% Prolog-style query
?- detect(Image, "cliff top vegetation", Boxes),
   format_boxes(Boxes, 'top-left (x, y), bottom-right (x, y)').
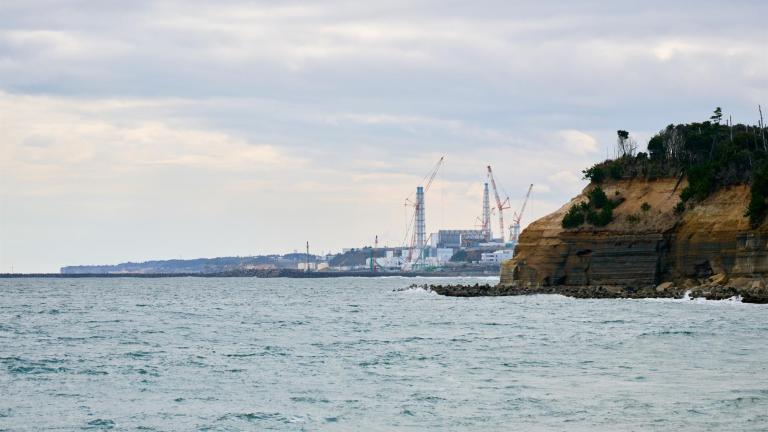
top-left (570, 107), bottom-right (768, 228)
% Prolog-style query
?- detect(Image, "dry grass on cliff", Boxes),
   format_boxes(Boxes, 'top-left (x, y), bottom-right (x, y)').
top-left (529, 178), bottom-right (686, 235)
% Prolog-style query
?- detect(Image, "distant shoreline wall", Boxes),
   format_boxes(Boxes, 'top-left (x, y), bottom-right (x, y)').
top-left (0, 268), bottom-right (501, 279)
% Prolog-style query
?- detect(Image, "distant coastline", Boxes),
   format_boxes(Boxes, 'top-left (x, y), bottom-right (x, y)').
top-left (0, 268), bottom-right (500, 279)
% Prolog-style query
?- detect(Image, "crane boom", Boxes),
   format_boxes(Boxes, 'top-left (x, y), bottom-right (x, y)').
top-left (487, 165), bottom-right (510, 242)
top-left (515, 184), bottom-right (533, 224)
top-left (510, 184), bottom-right (533, 243)
top-left (424, 156), bottom-right (444, 193)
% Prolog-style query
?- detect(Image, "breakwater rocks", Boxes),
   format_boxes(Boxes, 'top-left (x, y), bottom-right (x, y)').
top-left (416, 275), bottom-right (768, 303)
top-left (420, 283), bottom-right (768, 302)
top-left (426, 283), bottom-right (672, 299)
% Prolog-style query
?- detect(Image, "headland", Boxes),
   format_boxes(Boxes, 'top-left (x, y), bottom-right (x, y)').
top-left (428, 114), bottom-right (768, 303)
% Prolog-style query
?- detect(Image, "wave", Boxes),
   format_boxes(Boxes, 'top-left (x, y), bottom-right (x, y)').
top-left (374, 275), bottom-right (500, 281)
top-left (394, 286), bottom-right (437, 295)
top-left (644, 290), bottom-right (753, 306)
top-left (218, 412), bottom-right (304, 424)
top-left (86, 418), bottom-right (115, 429)
top-left (2, 356), bottom-right (70, 375)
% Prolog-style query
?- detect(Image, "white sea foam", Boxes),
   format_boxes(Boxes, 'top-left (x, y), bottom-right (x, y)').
top-left (396, 286), bottom-right (437, 295)
top-left (376, 275), bottom-right (499, 281)
top-left (645, 290), bottom-right (750, 306)
top-left (408, 276), bottom-right (500, 281)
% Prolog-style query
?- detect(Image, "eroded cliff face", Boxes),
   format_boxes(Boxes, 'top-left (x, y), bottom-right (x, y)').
top-left (669, 185), bottom-right (768, 279)
top-left (501, 178), bottom-right (768, 292)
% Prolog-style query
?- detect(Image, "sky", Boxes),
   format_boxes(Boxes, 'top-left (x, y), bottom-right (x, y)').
top-left (1, 0), bottom-right (767, 272)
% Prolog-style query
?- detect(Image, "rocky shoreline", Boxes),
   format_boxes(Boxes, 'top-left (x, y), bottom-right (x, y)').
top-left (416, 273), bottom-right (768, 303)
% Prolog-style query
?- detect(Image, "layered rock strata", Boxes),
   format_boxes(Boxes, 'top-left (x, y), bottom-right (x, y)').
top-left (494, 178), bottom-right (768, 303)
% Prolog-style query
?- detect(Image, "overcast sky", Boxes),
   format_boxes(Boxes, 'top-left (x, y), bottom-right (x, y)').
top-left (1, 0), bottom-right (766, 272)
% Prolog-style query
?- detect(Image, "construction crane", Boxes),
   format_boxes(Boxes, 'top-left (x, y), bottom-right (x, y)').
top-left (487, 165), bottom-right (510, 243)
top-left (404, 156), bottom-right (445, 263)
top-left (510, 184), bottom-right (533, 244)
top-left (422, 156), bottom-right (444, 193)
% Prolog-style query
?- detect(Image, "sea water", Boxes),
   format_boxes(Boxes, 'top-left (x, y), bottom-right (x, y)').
top-left (1, 277), bottom-right (767, 431)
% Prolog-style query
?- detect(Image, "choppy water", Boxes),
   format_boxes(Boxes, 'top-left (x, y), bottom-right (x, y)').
top-left (1, 277), bottom-right (767, 431)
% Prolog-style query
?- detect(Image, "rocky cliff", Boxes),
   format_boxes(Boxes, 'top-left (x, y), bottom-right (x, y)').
top-left (500, 177), bottom-right (768, 303)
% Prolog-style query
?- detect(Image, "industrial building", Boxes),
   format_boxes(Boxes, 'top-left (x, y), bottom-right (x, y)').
top-left (480, 250), bottom-right (514, 264)
top-left (366, 250), bottom-right (405, 271)
top-left (389, 157), bottom-right (532, 271)
top-left (434, 230), bottom-right (486, 249)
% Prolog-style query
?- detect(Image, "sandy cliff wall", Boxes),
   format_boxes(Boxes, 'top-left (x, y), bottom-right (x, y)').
top-left (670, 185), bottom-right (768, 279)
top-left (502, 178), bottom-right (768, 288)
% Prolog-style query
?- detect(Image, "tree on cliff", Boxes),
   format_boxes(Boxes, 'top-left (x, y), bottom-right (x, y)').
top-left (710, 107), bottom-right (723, 125)
top-left (616, 130), bottom-right (637, 158)
top-left (647, 135), bottom-right (665, 161)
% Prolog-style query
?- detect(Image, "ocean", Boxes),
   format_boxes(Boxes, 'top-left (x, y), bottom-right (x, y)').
top-left (1, 277), bottom-right (767, 431)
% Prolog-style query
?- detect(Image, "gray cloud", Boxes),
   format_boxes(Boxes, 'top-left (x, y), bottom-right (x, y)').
top-left (1, 0), bottom-right (766, 271)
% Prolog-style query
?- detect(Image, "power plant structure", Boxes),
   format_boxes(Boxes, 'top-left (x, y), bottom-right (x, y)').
top-left (404, 156), bottom-right (444, 266)
top-left (399, 158), bottom-right (533, 271)
top-left (482, 183), bottom-right (492, 242)
top-left (415, 186), bottom-right (425, 250)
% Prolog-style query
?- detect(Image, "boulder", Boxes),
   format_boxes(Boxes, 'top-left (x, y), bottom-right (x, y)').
top-left (708, 273), bottom-right (728, 285)
top-left (682, 278), bottom-right (699, 289)
top-left (655, 281), bottom-right (674, 293)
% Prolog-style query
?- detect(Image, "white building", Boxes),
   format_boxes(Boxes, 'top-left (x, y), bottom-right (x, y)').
top-left (366, 256), bottom-right (405, 271)
top-left (480, 249), bottom-right (514, 264)
top-left (478, 241), bottom-right (506, 248)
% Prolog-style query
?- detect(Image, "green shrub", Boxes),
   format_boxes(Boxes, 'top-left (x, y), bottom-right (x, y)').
top-left (746, 161), bottom-right (768, 227)
top-left (626, 213), bottom-right (641, 224)
top-left (598, 207), bottom-right (614, 226)
top-left (563, 180), bottom-right (625, 229)
top-left (674, 201), bottom-right (686, 214)
top-left (587, 207), bottom-right (613, 226)
top-left (585, 210), bottom-right (597, 225)
top-left (680, 187), bottom-right (694, 203)
top-left (640, 202), bottom-right (651, 212)
top-left (588, 186), bottom-right (609, 209)
top-left (582, 165), bottom-right (605, 183)
top-left (746, 191), bottom-right (766, 227)
top-left (684, 164), bottom-right (715, 202)
top-left (562, 204), bottom-right (586, 229)
top-left (609, 163), bottom-right (624, 180)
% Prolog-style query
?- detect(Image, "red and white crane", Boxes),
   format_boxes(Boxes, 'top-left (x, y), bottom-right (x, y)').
top-left (486, 165), bottom-right (510, 243)
top-left (404, 156), bottom-right (445, 263)
top-left (510, 184), bottom-right (533, 244)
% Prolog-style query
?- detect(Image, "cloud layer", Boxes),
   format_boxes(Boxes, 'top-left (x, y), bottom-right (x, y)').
top-left (1, 1), bottom-right (766, 271)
